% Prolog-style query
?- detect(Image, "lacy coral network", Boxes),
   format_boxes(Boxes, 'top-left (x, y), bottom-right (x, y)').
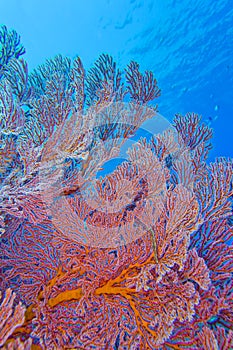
top-left (0, 25), bottom-right (233, 349)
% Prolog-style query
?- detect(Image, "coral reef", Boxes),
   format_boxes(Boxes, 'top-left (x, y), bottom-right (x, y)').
top-left (0, 26), bottom-right (233, 349)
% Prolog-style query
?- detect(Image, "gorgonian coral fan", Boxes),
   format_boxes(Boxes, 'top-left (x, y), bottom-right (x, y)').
top-left (0, 25), bottom-right (233, 349)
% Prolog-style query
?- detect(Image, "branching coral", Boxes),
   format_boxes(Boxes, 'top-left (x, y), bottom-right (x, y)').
top-left (0, 25), bottom-right (233, 349)
top-left (0, 26), bottom-right (25, 81)
top-left (0, 288), bottom-right (32, 349)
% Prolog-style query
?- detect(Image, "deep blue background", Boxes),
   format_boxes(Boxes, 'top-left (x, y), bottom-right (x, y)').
top-left (1, 0), bottom-right (232, 161)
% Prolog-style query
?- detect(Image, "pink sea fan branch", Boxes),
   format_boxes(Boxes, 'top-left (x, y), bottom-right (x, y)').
top-left (0, 288), bottom-right (26, 347)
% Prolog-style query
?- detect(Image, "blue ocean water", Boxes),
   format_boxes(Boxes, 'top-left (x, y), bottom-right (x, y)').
top-left (0, 0), bottom-right (232, 161)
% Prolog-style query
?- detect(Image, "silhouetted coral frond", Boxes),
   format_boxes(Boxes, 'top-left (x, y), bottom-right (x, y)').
top-left (125, 61), bottom-right (161, 104)
top-left (70, 56), bottom-right (85, 112)
top-left (2, 58), bottom-right (32, 102)
top-left (29, 54), bottom-right (71, 96)
top-left (86, 53), bottom-right (124, 106)
top-left (0, 26), bottom-right (25, 80)
top-left (174, 112), bottom-right (213, 151)
top-left (195, 158), bottom-right (233, 223)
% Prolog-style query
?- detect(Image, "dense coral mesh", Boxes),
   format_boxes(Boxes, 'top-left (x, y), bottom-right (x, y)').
top-left (0, 25), bottom-right (233, 350)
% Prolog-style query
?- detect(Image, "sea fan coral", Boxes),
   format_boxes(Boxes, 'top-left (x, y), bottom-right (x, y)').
top-left (0, 288), bottom-right (31, 349)
top-left (0, 25), bottom-right (233, 349)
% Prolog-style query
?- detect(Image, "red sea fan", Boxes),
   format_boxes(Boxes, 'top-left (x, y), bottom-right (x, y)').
top-left (0, 25), bottom-right (233, 349)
